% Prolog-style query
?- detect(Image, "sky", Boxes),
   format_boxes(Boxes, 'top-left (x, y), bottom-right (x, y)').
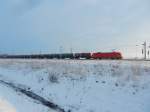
top-left (0, 0), bottom-right (150, 58)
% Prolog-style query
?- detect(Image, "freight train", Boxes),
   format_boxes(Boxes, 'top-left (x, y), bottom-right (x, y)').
top-left (0, 52), bottom-right (122, 59)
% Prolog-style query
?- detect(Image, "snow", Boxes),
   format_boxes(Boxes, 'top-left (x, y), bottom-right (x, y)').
top-left (0, 98), bottom-right (16, 112)
top-left (0, 59), bottom-right (150, 112)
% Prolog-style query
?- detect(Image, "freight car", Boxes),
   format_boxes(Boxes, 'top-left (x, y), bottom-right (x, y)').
top-left (91, 52), bottom-right (122, 59)
top-left (74, 53), bottom-right (91, 59)
top-left (59, 53), bottom-right (74, 59)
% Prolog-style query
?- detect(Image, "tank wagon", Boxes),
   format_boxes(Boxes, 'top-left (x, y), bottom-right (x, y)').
top-left (0, 52), bottom-right (122, 60)
top-left (74, 53), bottom-right (91, 59)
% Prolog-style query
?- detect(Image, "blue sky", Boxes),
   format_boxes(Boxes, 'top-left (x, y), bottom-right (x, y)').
top-left (0, 0), bottom-right (150, 58)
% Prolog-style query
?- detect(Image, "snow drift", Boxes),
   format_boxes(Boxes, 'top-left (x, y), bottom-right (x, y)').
top-left (0, 59), bottom-right (150, 112)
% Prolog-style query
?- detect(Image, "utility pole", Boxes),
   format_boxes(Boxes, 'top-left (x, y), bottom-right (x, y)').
top-left (135, 45), bottom-right (138, 59)
top-left (148, 45), bottom-right (150, 59)
top-left (142, 41), bottom-right (147, 60)
top-left (70, 47), bottom-right (73, 53)
top-left (59, 46), bottom-right (63, 59)
top-left (148, 50), bottom-right (149, 59)
top-left (59, 46), bottom-right (63, 53)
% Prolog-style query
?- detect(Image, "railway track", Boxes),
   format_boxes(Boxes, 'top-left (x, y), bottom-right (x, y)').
top-left (0, 78), bottom-right (69, 112)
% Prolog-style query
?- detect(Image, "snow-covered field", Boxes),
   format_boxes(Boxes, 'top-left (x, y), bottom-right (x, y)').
top-left (0, 59), bottom-right (150, 112)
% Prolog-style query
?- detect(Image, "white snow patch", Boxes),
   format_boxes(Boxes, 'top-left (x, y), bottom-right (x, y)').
top-left (0, 59), bottom-right (150, 112)
top-left (0, 98), bottom-right (16, 112)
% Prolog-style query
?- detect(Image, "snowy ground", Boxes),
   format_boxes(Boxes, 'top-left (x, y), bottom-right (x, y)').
top-left (0, 59), bottom-right (150, 112)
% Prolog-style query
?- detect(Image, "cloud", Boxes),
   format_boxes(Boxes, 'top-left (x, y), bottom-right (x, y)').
top-left (11, 0), bottom-right (44, 16)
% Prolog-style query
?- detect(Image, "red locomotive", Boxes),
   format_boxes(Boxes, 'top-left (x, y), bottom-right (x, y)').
top-left (91, 52), bottom-right (122, 59)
